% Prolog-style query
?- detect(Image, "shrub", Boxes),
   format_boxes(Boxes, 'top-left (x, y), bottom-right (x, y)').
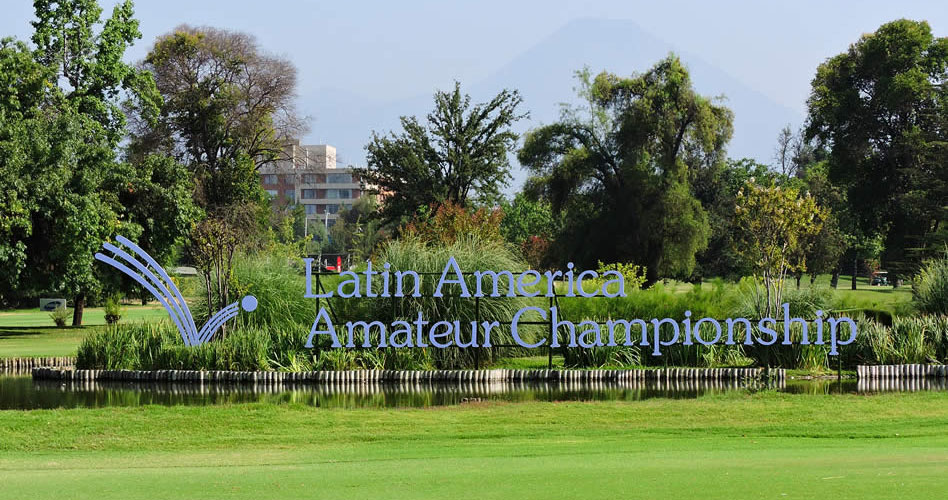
top-left (402, 201), bottom-right (504, 245)
top-left (77, 322), bottom-right (280, 371)
top-left (104, 295), bottom-right (123, 325)
top-left (592, 261), bottom-right (647, 292)
top-left (557, 280), bottom-right (749, 368)
top-left (191, 249), bottom-right (317, 366)
top-left (325, 235), bottom-right (535, 369)
top-left (914, 257), bottom-right (948, 315)
top-left (521, 235), bottom-right (551, 270)
top-left (845, 314), bottom-right (948, 366)
top-left (49, 307), bottom-right (69, 328)
top-left (227, 250), bottom-right (313, 331)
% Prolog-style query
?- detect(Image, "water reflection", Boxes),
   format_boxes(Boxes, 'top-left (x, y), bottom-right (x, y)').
top-left (857, 377), bottom-right (948, 392)
top-left (0, 375), bottom-right (943, 410)
top-left (2, 376), bottom-right (779, 410)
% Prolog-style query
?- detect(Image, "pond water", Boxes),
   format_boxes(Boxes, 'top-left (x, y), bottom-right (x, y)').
top-left (1, 374), bottom-right (943, 410)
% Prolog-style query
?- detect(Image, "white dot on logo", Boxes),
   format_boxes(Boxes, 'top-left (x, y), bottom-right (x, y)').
top-left (241, 295), bottom-right (258, 312)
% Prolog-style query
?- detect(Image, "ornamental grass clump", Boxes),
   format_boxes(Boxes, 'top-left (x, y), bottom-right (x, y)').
top-left (345, 234), bottom-right (536, 369)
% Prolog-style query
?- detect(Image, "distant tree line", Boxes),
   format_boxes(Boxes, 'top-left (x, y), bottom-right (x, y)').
top-left (359, 19), bottom-right (948, 291)
top-left (0, 1), bottom-right (307, 322)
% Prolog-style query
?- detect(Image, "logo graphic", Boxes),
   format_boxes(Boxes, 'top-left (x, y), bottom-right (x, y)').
top-left (95, 236), bottom-right (256, 346)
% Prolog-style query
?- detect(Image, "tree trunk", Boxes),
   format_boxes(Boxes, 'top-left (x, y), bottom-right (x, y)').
top-left (830, 267), bottom-right (840, 289)
top-left (795, 273), bottom-right (802, 289)
top-left (644, 250), bottom-right (661, 289)
top-left (810, 273), bottom-right (817, 286)
top-left (851, 258), bottom-right (858, 290)
top-left (71, 294), bottom-right (85, 327)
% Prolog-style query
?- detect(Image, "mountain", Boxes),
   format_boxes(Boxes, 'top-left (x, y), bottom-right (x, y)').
top-left (300, 18), bottom-right (804, 192)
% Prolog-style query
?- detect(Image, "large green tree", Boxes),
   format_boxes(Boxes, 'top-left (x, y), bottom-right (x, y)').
top-left (806, 19), bottom-right (948, 276)
top-left (0, 38), bottom-right (50, 304)
top-left (360, 82), bottom-right (526, 224)
top-left (134, 25), bottom-right (305, 209)
top-left (0, 1), bottom-right (194, 324)
top-left (519, 59), bottom-right (733, 285)
top-left (499, 192), bottom-right (558, 247)
top-left (28, 0), bottom-right (155, 325)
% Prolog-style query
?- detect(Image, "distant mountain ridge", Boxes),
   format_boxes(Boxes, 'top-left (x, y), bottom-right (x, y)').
top-left (300, 18), bottom-right (804, 192)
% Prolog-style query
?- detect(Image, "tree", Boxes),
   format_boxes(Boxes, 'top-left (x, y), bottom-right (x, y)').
top-left (499, 193), bottom-right (558, 246)
top-left (190, 203), bottom-right (257, 334)
top-left (0, 38), bottom-right (48, 304)
top-left (360, 82), bottom-right (526, 224)
top-left (135, 25), bottom-right (306, 209)
top-left (691, 158), bottom-right (776, 280)
top-left (0, 2), bottom-right (194, 325)
top-left (774, 125), bottom-right (821, 179)
top-left (806, 19), bottom-right (948, 277)
top-left (734, 181), bottom-right (827, 317)
top-left (519, 59), bottom-right (733, 285)
top-left (797, 163), bottom-right (847, 287)
top-left (327, 196), bottom-right (386, 261)
top-left (774, 125), bottom-right (795, 178)
top-left (23, 0), bottom-right (167, 325)
top-left (109, 154), bottom-right (200, 303)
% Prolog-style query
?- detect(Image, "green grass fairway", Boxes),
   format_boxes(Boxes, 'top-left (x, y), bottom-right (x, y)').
top-left (0, 326), bottom-right (92, 357)
top-left (0, 305), bottom-right (167, 357)
top-left (1, 391), bottom-right (946, 499)
top-left (0, 304), bottom-right (168, 327)
top-left (667, 274), bottom-right (913, 314)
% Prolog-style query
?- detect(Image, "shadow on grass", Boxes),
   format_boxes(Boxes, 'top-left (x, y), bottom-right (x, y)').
top-left (0, 326), bottom-right (90, 338)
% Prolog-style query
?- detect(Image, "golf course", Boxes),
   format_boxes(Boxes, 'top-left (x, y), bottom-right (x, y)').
top-left (4, 1), bottom-right (948, 498)
top-left (1, 392), bottom-right (946, 499)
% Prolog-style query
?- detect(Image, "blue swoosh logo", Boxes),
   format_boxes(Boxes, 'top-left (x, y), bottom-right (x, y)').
top-left (95, 236), bottom-right (256, 346)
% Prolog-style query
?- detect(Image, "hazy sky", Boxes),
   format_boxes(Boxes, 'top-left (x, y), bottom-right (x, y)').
top-left (3, 0), bottom-right (946, 136)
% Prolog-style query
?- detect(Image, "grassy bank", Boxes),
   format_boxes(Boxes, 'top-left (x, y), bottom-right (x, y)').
top-left (0, 304), bottom-right (168, 327)
top-left (0, 391), bottom-right (946, 499)
top-left (0, 326), bottom-right (90, 357)
top-left (0, 306), bottom-right (168, 358)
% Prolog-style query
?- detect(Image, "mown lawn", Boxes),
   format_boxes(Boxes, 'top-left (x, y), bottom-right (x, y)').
top-left (0, 305), bottom-right (168, 357)
top-left (0, 391), bottom-right (946, 499)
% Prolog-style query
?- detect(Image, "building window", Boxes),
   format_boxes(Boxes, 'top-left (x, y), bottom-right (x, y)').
top-left (326, 219), bottom-right (337, 228)
top-left (284, 190), bottom-right (295, 202)
top-left (304, 204), bottom-right (317, 215)
top-left (325, 189), bottom-right (351, 199)
top-left (265, 189), bottom-right (279, 197)
top-left (301, 189), bottom-right (317, 199)
top-left (325, 204), bottom-right (340, 214)
top-left (302, 174), bottom-right (317, 184)
top-left (327, 173), bottom-right (352, 184)
top-left (262, 174), bottom-right (278, 185)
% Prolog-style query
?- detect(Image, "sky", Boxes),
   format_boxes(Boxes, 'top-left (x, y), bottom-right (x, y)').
top-left (2, 0), bottom-right (947, 162)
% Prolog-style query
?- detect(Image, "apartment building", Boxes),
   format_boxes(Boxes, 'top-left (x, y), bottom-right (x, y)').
top-left (258, 142), bottom-right (365, 228)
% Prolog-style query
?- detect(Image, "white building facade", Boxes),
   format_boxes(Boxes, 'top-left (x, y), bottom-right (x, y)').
top-left (258, 142), bottom-right (365, 228)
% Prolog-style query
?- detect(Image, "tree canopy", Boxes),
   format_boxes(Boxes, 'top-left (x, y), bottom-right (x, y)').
top-left (519, 59), bottom-right (733, 285)
top-left (360, 82), bottom-right (526, 224)
top-left (806, 19), bottom-right (948, 275)
top-left (0, 1), bottom-right (195, 323)
top-left (135, 24), bottom-right (305, 208)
